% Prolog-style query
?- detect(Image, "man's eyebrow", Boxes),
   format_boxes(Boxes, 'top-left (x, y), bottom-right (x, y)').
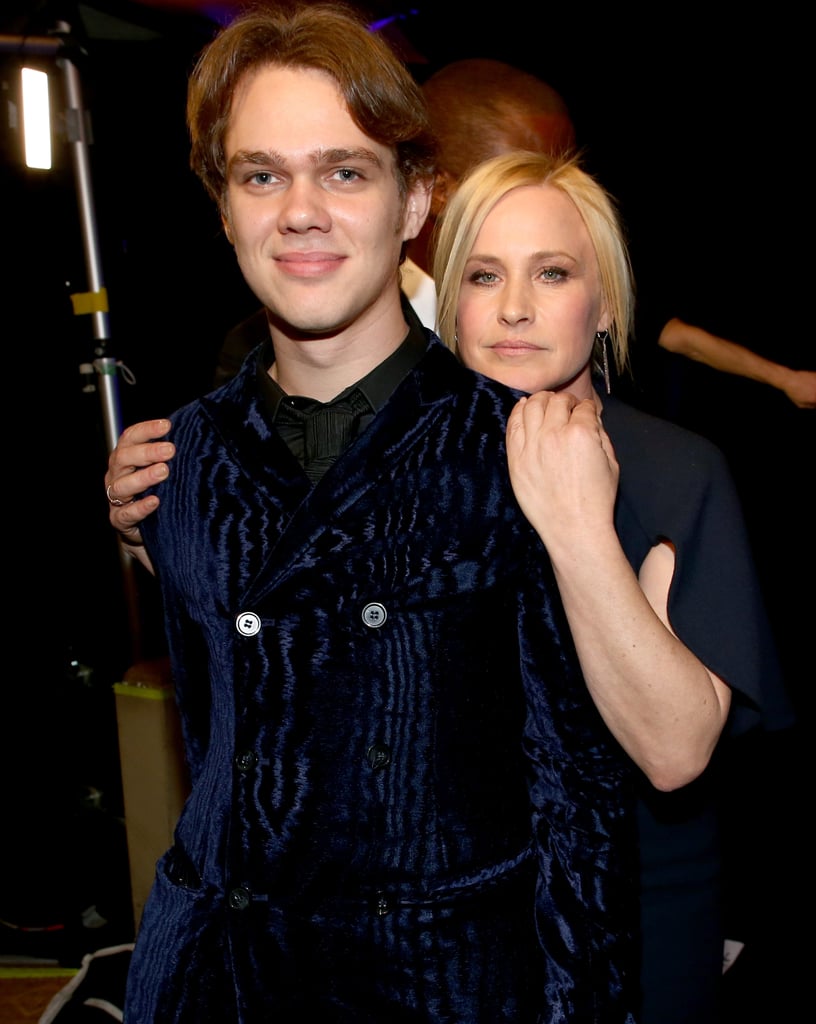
top-left (228, 147), bottom-right (384, 170)
top-left (318, 147), bottom-right (384, 167)
top-left (228, 149), bottom-right (285, 170)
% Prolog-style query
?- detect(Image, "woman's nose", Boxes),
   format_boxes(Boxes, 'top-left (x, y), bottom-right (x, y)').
top-left (498, 281), bottom-right (534, 325)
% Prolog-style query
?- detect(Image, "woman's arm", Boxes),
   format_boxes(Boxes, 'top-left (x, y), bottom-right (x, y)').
top-left (506, 391), bottom-right (730, 792)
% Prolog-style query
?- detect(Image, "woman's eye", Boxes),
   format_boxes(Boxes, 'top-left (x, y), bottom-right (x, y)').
top-left (470, 270), bottom-right (498, 284)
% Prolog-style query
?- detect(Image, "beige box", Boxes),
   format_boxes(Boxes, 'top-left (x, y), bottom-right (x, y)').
top-left (114, 658), bottom-right (190, 930)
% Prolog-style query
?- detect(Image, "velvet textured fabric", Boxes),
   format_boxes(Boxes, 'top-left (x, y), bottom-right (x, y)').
top-left (130, 337), bottom-right (637, 1023)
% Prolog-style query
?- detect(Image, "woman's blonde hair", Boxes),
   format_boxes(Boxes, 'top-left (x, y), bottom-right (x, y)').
top-left (432, 150), bottom-right (634, 380)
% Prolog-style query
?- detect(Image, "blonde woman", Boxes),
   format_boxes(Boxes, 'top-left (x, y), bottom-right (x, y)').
top-left (433, 150), bottom-right (791, 1024)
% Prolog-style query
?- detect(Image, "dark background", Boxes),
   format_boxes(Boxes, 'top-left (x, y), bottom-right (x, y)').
top-left (3, 0), bottom-right (810, 654)
top-left (1, 1), bottom-right (811, 1009)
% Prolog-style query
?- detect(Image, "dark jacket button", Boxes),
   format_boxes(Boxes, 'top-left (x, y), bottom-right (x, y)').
top-left (373, 890), bottom-right (391, 916)
top-left (227, 887), bottom-right (251, 911)
top-left (234, 749), bottom-right (258, 773)
top-left (366, 743), bottom-right (391, 770)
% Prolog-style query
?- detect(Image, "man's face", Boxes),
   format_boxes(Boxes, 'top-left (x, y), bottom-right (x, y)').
top-left (222, 65), bottom-right (426, 341)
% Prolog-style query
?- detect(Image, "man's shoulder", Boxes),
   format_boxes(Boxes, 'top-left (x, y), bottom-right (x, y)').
top-left (417, 338), bottom-right (520, 408)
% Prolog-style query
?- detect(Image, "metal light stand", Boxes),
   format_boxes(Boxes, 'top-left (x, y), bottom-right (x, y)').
top-left (1, 22), bottom-right (144, 661)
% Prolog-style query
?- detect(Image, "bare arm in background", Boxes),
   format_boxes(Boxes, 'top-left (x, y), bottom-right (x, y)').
top-left (658, 317), bottom-right (816, 409)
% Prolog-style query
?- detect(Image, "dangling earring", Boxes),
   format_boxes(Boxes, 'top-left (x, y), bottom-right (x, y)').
top-left (597, 330), bottom-right (611, 395)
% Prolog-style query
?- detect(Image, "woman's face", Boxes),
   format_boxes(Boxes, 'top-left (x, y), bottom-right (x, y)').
top-left (455, 183), bottom-right (607, 399)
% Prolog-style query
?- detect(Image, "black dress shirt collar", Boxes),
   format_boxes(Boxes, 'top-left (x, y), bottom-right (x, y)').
top-left (255, 297), bottom-right (427, 419)
top-left (255, 296), bottom-right (428, 479)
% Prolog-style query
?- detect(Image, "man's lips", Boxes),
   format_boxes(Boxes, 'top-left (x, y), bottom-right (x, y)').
top-left (275, 252), bottom-right (345, 277)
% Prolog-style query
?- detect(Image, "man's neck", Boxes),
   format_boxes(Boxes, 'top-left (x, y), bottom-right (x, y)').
top-left (268, 301), bottom-right (409, 402)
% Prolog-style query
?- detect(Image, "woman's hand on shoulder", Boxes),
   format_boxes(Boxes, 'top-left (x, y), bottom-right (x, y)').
top-left (104, 418), bottom-right (174, 574)
top-left (506, 392), bottom-right (619, 553)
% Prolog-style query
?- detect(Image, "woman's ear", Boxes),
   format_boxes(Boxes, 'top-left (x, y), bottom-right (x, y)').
top-left (221, 213), bottom-right (234, 246)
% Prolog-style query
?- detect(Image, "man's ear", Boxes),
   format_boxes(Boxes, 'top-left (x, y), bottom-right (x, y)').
top-left (402, 181), bottom-right (433, 241)
top-left (221, 213), bottom-right (234, 246)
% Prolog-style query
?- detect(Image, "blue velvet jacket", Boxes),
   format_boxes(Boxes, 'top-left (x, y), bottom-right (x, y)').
top-left (127, 335), bottom-right (637, 1023)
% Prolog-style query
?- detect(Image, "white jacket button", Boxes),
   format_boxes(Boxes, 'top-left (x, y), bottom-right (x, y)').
top-left (235, 611), bottom-right (261, 636)
top-left (361, 602), bottom-right (387, 628)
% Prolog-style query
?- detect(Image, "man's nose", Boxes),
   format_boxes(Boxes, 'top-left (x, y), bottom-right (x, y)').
top-left (278, 178), bottom-right (331, 232)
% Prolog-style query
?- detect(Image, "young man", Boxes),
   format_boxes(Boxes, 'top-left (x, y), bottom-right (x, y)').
top-left (104, 5), bottom-right (637, 1021)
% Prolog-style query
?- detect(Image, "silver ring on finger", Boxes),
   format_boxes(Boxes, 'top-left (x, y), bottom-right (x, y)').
top-left (106, 483), bottom-right (126, 507)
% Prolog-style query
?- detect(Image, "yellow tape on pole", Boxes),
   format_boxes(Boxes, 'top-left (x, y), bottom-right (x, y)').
top-left (70, 286), bottom-right (108, 315)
